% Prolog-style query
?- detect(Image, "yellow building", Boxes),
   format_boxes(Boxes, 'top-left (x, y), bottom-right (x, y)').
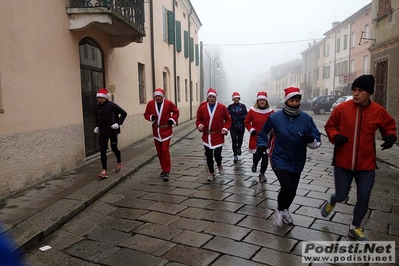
top-left (0, 0), bottom-right (201, 199)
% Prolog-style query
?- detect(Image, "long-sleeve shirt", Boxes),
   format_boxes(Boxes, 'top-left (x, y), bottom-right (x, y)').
top-left (227, 102), bottom-right (247, 131)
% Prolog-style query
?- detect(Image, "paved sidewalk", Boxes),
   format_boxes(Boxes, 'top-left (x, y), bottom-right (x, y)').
top-left (1, 117), bottom-right (398, 263)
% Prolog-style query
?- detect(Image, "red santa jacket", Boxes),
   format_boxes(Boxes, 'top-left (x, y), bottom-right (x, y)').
top-left (244, 107), bottom-right (274, 154)
top-left (196, 102), bottom-right (231, 149)
top-left (325, 100), bottom-right (397, 170)
top-left (144, 99), bottom-right (179, 142)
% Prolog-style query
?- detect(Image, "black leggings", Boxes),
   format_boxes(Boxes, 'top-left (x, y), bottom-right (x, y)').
top-left (204, 146), bottom-right (222, 173)
top-left (253, 153), bottom-right (268, 174)
top-left (273, 168), bottom-right (301, 211)
top-left (230, 129), bottom-right (245, 156)
top-left (99, 134), bottom-right (121, 170)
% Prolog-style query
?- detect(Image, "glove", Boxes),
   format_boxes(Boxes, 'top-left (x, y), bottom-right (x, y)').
top-left (334, 134), bottom-right (348, 147)
top-left (251, 130), bottom-right (257, 136)
top-left (381, 134), bottom-right (397, 150)
top-left (300, 132), bottom-right (315, 144)
top-left (151, 115), bottom-right (157, 122)
top-left (94, 127), bottom-right (99, 133)
top-left (111, 123), bottom-right (119, 129)
top-left (256, 146), bottom-right (267, 154)
top-left (168, 120), bottom-right (174, 126)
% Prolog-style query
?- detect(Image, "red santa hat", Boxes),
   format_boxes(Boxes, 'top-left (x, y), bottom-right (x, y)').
top-left (154, 88), bottom-right (165, 98)
top-left (96, 88), bottom-right (109, 99)
top-left (231, 91), bottom-right (240, 100)
top-left (256, 91), bottom-right (268, 100)
top-left (284, 87), bottom-right (301, 101)
top-left (207, 88), bottom-right (217, 97)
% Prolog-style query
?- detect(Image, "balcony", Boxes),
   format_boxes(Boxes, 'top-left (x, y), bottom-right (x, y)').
top-left (67, 0), bottom-right (146, 47)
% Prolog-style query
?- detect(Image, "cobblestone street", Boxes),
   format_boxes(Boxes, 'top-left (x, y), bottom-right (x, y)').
top-left (23, 127), bottom-right (399, 265)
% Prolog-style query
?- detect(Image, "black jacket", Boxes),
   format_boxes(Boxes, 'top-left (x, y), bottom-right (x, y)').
top-left (94, 100), bottom-right (127, 136)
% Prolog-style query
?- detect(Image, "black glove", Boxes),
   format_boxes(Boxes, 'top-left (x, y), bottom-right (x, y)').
top-left (381, 134), bottom-right (397, 150)
top-left (300, 132), bottom-right (315, 144)
top-left (256, 146), bottom-right (267, 154)
top-left (251, 130), bottom-right (257, 136)
top-left (151, 115), bottom-right (157, 122)
top-left (334, 134), bottom-right (348, 147)
top-left (168, 120), bottom-right (174, 126)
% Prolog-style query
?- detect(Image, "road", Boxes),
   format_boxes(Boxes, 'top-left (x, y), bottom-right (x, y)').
top-left (23, 109), bottom-right (399, 265)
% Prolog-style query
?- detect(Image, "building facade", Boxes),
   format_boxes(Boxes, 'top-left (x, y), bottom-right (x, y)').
top-left (370, 0), bottom-right (399, 127)
top-left (0, 0), bottom-right (201, 199)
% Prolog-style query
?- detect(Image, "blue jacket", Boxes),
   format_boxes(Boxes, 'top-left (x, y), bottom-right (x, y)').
top-left (227, 103), bottom-right (247, 131)
top-left (257, 110), bottom-right (321, 172)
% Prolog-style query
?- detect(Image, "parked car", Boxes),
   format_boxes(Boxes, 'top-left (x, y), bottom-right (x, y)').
top-left (311, 95), bottom-right (341, 115)
top-left (330, 95), bottom-right (353, 112)
top-left (276, 100), bottom-right (284, 109)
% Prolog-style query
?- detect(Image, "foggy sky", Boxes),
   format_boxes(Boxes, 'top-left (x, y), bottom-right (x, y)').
top-left (190, 0), bottom-right (372, 101)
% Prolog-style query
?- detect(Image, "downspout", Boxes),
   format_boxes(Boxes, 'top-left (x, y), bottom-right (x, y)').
top-left (173, 0), bottom-right (178, 111)
top-left (347, 24), bottom-right (352, 96)
top-left (150, 0), bottom-right (156, 91)
top-left (188, 7), bottom-right (193, 119)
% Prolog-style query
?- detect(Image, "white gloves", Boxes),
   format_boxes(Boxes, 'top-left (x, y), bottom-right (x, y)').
top-left (94, 127), bottom-right (99, 133)
top-left (111, 123), bottom-right (119, 129)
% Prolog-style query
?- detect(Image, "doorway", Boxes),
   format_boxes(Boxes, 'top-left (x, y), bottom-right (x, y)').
top-left (79, 38), bottom-right (105, 156)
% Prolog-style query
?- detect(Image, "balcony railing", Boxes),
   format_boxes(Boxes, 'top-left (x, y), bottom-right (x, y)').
top-left (338, 70), bottom-right (370, 84)
top-left (68, 0), bottom-right (145, 47)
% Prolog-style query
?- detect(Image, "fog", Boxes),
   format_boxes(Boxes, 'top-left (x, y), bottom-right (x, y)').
top-left (190, 0), bottom-right (371, 104)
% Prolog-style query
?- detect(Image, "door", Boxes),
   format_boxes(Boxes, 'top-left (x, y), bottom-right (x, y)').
top-left (79, 38), bottom-right (105, 156)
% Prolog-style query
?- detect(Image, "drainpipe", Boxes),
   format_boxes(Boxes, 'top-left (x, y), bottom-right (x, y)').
top-left (150, 0), bottom-right (156, 91)
top-left (172, 0), bottom-right (178, 111)
top-left (188, 7), bottom-right (193, 119)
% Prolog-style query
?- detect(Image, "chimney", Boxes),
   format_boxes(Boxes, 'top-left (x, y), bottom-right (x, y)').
top-left (332, 21), bottom-right (340, 28)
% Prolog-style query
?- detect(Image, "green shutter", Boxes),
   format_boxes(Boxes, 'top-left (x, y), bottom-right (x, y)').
top-left (189, 37), bottom-right (194, 62)
top-left (167, 11), bottom-right (175, 45)
top-left (195, 44), bottom-right (199, 66)
top-left (184, 31), bottom-right (189, 58)
top-left (175, 20), bottom-right (181, 52)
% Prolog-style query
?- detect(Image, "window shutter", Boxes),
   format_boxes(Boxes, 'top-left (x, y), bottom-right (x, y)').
top-left (167, 11), bottom-right (175, 45)
top-left (184, 31), bottom-right (189, 58)
top-left (189, 37), bottom-right (194, 62)
top-left (175, 20), bottom-right (182, 52)
top-left (195, 44), bottom-right (199, 66)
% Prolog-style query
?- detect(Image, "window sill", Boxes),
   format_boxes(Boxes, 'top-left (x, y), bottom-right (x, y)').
top-left (0, 109), bottom-right (4, 113)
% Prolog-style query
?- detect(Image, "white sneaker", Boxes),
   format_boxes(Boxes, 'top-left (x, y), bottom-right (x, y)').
top-left (273, 209), bottom-right (284, 228)
top-left (218, 166), bottom-right (224, 175)
top-left (282, 209), bottom-right (293, 224)
top-left (207, 173), bottom-right (215, 181)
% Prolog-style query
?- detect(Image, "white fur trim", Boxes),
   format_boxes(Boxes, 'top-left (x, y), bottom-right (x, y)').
top-left (284, 92), bottom-right (301, 101)
top-left (96, 93), bottom-right (108, 99)
top-left (257, 95), bottom-right (268, 100)
top-left (207, 92), bottom-right (217, 97)
top-left (154, 91), bottom-right (164, 97)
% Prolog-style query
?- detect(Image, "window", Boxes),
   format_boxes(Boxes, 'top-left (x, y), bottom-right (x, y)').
top-left (364, 24), bottom-right (369, 42)
top-left (184, 31), bottom-right (189, 58)
top-left (336, 37), bottom-right (341, 52)
top-left (323, 66), bottom-right (330, 79)
top-left (343, 60), bottom-right (348, 74)
top-left (323, 44), bottom-right (326, 57)
top-left (350, 59), bottom-right (354, 72)
top-left (177, 76), bottom-right (181, 102)
top-left (351, 31), bottom-right (356, 47)
top-left (195, 44), bottom-right (199, 66)
top-left (189, 37), bottom-right (194, 62)
top-left (185, 79), bottom-right (188, 102)
top-left (162, 6), bottom-right (167, 42)
top-left (327, 43), bottom-right (330, 56)
top-left (363, 55), bottom-right (369, 74)
top-left (316, 68), bottom-right (319, 80)
top-left (138, 63), bottom-right (146, 104)
top-left (377, 0), bottom-right (391, 16)
top-left (175, 21), bottom-right (182, 52)
top-left (343, 34), bottom-right (348, 50)
top-left (167, 11), bottom-right (175, 45)
top-left (163, 71), bottom-right (168, 97)
top-left (196, 83), bottom-right (198, 101)
top-left (0, 72), bottom-right (3, 113)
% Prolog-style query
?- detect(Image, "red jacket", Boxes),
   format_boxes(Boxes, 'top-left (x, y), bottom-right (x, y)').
top-left (144, 99), bottom-right (179, 142)
top-left (325, 100), bottom-right (397, 170)
top-left (196, 102), bottom-right (231, 149)
top-left (244, 107), bottom-right (274, 154)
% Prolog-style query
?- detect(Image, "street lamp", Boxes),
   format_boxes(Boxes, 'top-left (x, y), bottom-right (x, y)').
top-left (211, 58), bottom-right (221, 89)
